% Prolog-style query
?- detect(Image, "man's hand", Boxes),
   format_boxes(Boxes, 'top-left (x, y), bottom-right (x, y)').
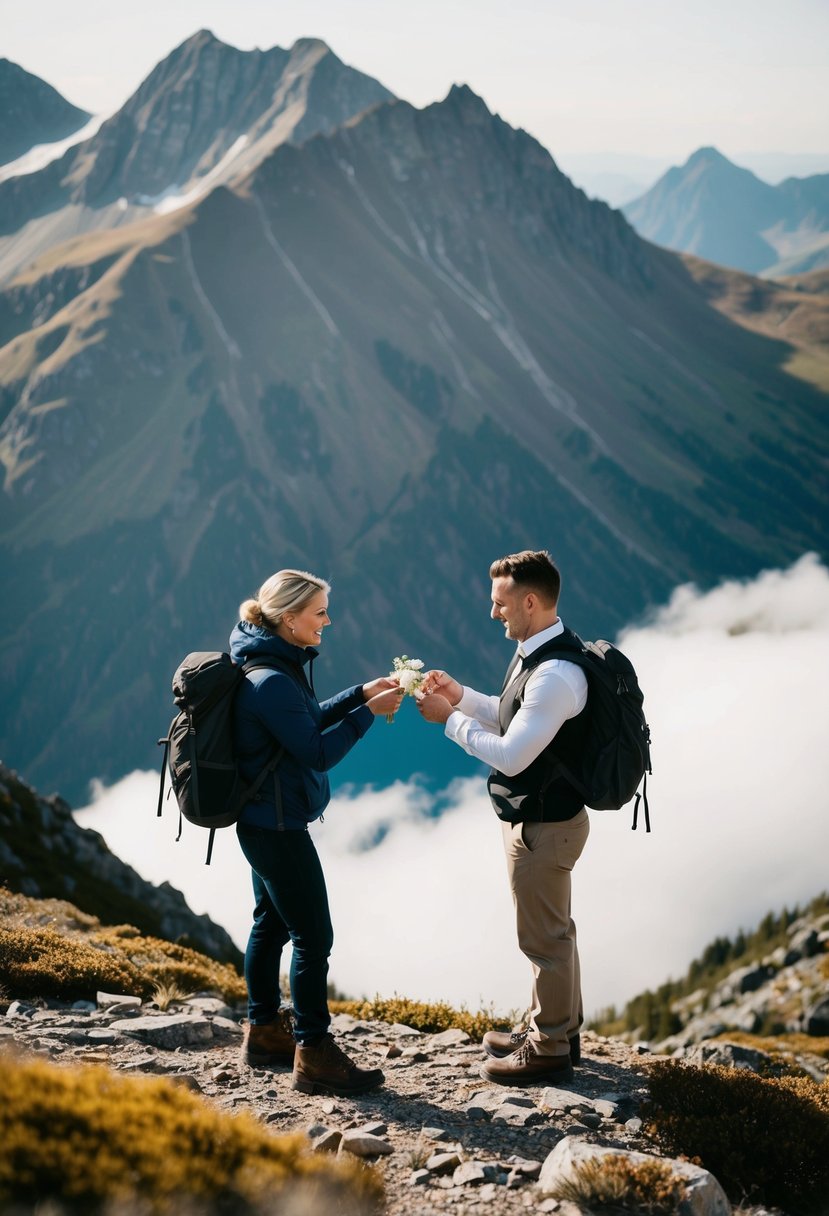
top-left (416, 692), bottom-right (455, 725)
top-left (420, 669), bottom-right (463, 705)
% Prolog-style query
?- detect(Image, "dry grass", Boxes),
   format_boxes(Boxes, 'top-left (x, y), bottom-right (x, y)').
top-left (644, 1059), bottom-right (829, 1213)
top-left (328, 994), bottom-right (513, 1042)
top-left (548, 1155), bottom-right (686, 1214)
top-left (0, 890), bottom-right (245, 1005)
top-left (0, 1049), bottom-right (381, 1214)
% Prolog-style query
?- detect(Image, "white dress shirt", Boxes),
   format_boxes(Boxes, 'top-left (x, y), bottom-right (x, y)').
top-left (444, 619), bottom-right (588, 777)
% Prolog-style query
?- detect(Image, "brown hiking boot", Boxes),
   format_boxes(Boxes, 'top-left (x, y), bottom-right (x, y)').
top-left (483, 1029), bottom-right (581, 1065)
top-left (292, 1033), bottom-right (385, 1096)
top-left (241, 1011), bottom-right (295, 1066)
top-left (480, 1038), bottom-right (574, 1086)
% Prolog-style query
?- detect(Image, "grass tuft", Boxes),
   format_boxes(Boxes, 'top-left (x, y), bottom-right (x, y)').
top-left (549, 1155), bottom-right (686, 1214)
top-left (328, 994), bottom-right (512, 1042)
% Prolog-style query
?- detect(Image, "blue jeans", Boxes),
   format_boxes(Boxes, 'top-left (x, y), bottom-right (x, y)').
top-left (236, 825), bottom-right (333, 1044)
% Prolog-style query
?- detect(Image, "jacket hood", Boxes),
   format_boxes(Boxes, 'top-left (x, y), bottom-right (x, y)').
top-left (229, 620), bottom-right (318, 668)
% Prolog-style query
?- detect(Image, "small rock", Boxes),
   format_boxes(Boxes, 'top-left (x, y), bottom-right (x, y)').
top-left (429, 1028), bottom-right (472, 1048)
top-left (401, 1047), bottom-right (430, 1061)
top-left (212, 1068), bottom-right (236, 1084)
top-left (185, 997), bottom-right (233, 1018)
top-left (71, 1000), bottom-right (97, 1013)
top-left (506, 1170), bottom-right (526, 1189)
top-left (321, 1099), bottom-right (338, 1115)
top-left (478, 1182), bottom-right (499, 1201)
top-left (312, 1130), bottom-right (343, 1154)
top-left (509, 1159), bottom-right (542, 1180)
top-left (338, 1131), bottom-right (393, 1158)
top-left (358, 1120), bottom-right (387, 1137)
top-left (498, 1093), bottom-right (536, 1109)
top-left (426, 1152), bottom-right (461, 1175)
top-left (625, 1117), bottom-right (643, 1133)
top-left (580, 1112), bottom-right (601, 1129)
top-left (5, 1001), bottom-right (36, 1020)
top-left (422, 1126), bottom-right (451, 1141)
top-left (539, 1086), bottom-right (580, 1111)
top-left (464, 1103), bottom-right (492, 1121)
top-left (86, 1029), bottom-right (119, 1044)
top-left (409, 1169), bottom-right (431, 1186)
top-left (96, 992), bottom-right (142, 1012)
top-left (453, 1161), bottom-right (488, 1186)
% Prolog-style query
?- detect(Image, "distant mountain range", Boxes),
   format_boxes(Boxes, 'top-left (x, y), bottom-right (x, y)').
top-left (624, 146), bottom-right (829, 277)
top-left (0, 30), bottom-right (393, 282)
top-left (0, 58), bottom-right (90, 167)
top-left (1, 40), bottom-right (828, 802)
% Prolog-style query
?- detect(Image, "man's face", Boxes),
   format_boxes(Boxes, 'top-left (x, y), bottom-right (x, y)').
top-left (490, 576), bottom-right (531, 641)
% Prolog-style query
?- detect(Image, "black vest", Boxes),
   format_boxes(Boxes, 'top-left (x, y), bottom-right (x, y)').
top-left (486, 626), bottom-right (590, 823)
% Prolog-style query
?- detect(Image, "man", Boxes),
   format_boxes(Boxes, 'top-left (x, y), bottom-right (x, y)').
top-left (417, 549), bottom-right (589, 1085)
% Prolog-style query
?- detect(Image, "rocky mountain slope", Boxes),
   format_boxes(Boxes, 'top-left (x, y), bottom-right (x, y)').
top-left (2, 85), bottom-right (828, 801)
top-left (0, 762), bottom-right (240, 965)
top-left (0, 30), bottom-right (393, 282)
top-left (2, 884), bottom-right (826, 1214)
top-left (0, 59), bottom-right (90, 168)
top-left (593, 895), bottom-right (829, 1086)
top-left (625, 146), bottom-right (829, 277)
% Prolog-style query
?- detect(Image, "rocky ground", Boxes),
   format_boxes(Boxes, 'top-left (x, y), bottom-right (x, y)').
top-left (1, 994), bottom-right (705, 1216)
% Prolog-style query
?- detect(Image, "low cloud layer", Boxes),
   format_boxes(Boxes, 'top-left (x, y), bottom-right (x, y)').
top-left (77, 554), bottom-right (829, 1020)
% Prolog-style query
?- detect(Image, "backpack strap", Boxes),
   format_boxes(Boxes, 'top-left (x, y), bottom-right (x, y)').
top-left (519, 633), bottom-right (594, 806)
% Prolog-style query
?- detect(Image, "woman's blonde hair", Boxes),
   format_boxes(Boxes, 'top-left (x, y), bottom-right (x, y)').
top-left (239, 569), bottom-right (331, 631)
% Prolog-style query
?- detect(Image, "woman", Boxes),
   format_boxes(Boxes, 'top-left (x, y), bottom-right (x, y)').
top-left (230, 568), bottom-right (402, 1096)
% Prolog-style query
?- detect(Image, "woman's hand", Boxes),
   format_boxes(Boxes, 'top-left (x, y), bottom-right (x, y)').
top-left (365, 685), bottom-right (405, 717)
top-left (420, 669), bottom-right (463, 705)
top-left (362, 676), bottom-right (399, 701)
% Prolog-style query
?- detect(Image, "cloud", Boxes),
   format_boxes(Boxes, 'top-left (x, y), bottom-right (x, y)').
top-left (75, 554), bottom-right (829, 1020)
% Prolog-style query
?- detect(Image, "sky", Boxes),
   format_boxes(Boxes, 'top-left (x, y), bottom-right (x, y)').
top-left (3, 0), bottom-right (828, 167)
top-left (76, 554), bottom-right (829, 1022)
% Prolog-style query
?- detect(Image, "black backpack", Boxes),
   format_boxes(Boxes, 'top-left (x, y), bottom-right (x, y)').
top-left (533, 633), bottom-right (653, 830)
top-left (156, 652), bottom-right (287, 863)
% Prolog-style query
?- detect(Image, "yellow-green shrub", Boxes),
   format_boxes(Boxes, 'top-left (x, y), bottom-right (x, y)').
top-left (548, 1155), bottom-right (686, 1214)
top-left (0, 921), bottom-right (246, 1005)
top-left (0, 1051), bottom-right (381, 1214)
top-left (329, 995), bottom-right (512, 1041)
top-left (644, 1060), bottom-right (829, 1213)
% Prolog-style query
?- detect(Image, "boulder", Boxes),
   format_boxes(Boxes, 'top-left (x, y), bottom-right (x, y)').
top-left (538, 1137), bottom-right (730, 1216)
top-left (109, 1014), bottom-right (213, 1049)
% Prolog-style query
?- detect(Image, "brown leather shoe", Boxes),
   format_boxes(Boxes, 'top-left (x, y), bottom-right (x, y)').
top-left (480, 1038), bottom-right (574, 1086)
top-left (292, 1033), bottom-right (385, 1096)
top-left (241, 1011), bottom-right (295, 1066)
top-left (483, 1029), bottom-right (581, 1065)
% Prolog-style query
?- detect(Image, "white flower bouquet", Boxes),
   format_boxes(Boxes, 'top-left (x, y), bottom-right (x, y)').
top-left (387, 655), bottom-right (425, 722)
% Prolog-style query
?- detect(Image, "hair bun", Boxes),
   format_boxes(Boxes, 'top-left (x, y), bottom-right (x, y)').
top-left (239, 597), bottom-right (264, 626)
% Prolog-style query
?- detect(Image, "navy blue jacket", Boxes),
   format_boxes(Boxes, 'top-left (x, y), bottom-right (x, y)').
top-left (230, 621), bottom-right (374, 830)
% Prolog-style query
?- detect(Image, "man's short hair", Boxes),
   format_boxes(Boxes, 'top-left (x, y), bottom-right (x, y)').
top-left (489, 550), bottom-right (561, 606)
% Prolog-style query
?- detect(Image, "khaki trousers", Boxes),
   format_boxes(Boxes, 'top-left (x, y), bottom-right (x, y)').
top-left (501, 808), bottom-right (590, 1057)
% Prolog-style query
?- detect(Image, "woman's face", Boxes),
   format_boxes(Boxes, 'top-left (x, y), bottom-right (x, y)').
top-left (285, 590), bottom-right (331, 647)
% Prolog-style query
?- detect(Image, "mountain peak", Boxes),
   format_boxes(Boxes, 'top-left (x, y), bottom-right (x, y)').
top-left (441, 83), bottom-right (493, 123)
top-left (290, 36), bottom-right (332, 53)
top-left (688, 145), bottom-right (726, 164)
